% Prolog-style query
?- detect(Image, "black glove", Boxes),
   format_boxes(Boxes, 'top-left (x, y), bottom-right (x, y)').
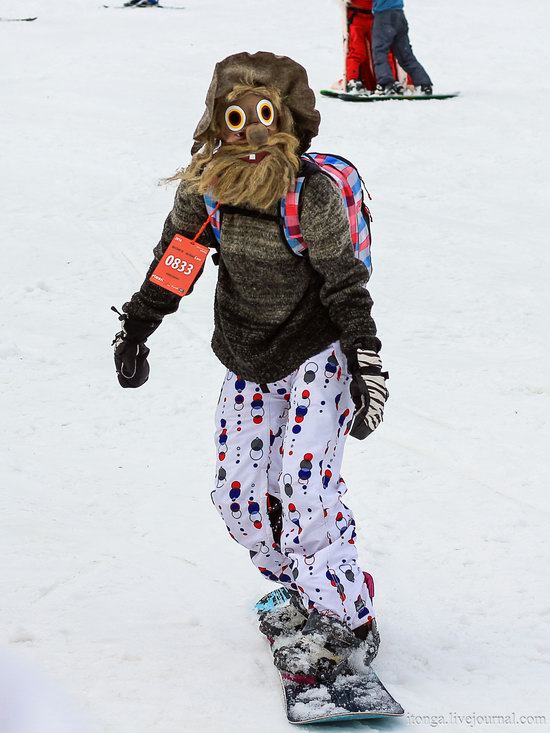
top-left (112, 307), bottom-right (159, 389)
top-left (347, 348), bottom-right (389, 440)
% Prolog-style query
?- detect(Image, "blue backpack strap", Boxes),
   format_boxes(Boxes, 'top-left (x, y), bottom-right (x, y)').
top-left (203, 193), bottom-right (221, 244)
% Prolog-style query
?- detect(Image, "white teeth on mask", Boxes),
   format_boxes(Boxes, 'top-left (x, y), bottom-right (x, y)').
top-left (249, 153), bottom-right (256, 161)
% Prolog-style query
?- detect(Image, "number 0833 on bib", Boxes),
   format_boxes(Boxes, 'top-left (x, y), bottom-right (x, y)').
top-left (149, 234), bottom-right (210, 296)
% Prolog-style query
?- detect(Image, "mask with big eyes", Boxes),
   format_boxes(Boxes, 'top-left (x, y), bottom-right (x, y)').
top-left (220, 93), bottom-right (278, 146)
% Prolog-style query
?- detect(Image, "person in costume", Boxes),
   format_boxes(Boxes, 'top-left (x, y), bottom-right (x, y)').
top-left (112, 52), bottom-right (389, 681)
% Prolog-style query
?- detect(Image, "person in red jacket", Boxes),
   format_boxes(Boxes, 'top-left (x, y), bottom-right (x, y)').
top-left (344, 0), bottom-right (406, 94)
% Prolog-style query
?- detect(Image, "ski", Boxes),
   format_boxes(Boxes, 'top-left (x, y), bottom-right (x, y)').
top-left (0, 16), bottom-right (37, 21)
top-left (255, 589), bottom-right (404, 725)
top-left (321, 88), bottom-right (460, 102)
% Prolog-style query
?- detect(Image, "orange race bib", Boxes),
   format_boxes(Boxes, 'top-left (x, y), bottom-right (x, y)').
top-left (149, 234), bottom-right (210, 296)
top-left (149, 204), bottom-right (219, 296)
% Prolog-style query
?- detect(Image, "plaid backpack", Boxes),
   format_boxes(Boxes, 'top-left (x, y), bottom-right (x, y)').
top-left (203, 152), bottom-right (373, 275)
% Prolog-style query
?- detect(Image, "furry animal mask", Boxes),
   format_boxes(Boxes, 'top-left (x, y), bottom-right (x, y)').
top-left (192, 51), bottom-right (320, 155)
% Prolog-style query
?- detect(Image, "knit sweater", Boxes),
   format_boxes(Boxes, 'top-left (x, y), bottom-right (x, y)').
top-left (123, 171), bottom-right (380, 383)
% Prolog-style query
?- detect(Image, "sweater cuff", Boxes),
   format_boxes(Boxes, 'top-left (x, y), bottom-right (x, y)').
top-left (343, 335), bottom-right (382, 356)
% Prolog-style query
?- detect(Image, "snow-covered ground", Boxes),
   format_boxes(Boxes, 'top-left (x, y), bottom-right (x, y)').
top-left (1, 0), bottom-right (549, 731)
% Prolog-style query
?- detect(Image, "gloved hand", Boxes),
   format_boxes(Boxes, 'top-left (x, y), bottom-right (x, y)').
top-left (112, 307), bottom-right (159, 388)
top-left (347, 348), bottom-right (389, 439)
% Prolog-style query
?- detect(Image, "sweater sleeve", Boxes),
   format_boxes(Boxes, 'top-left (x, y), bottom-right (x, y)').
top-left (300, 172), bottom-right (381, 354)
top-left (122, 181), bottom-right (216, 324)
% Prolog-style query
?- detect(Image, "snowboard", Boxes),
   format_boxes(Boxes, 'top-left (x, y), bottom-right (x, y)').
top-left (0, 16), bottom-right (37, 21)
top-left (102, 4), bottom-right (184, 8)
top-left (255, 588), bottom-right (404, 725)
top-left (321, 88), bottom-right (460, 102)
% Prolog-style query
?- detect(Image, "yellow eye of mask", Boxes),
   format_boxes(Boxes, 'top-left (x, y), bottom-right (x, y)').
top-left (257, 99), bottom-right (275, 127)
top-left (225, 105), bottom-right (246, 132)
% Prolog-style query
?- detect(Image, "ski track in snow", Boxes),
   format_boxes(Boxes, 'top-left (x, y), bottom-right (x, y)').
top-left (1, 0), bottom-right (549, 731)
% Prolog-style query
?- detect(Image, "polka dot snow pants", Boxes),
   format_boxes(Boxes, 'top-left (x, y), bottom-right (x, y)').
top-left (211, 342), bottom-right (375, 631)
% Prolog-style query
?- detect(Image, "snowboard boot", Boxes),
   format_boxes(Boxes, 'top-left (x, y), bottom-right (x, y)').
top-left (375, 81), bottom-right (404, 96)
top-left (346, 79), bottom-right (367, 95)
top-left (415, 84), bottom-right (433, 96)
top-left (125, 0), bottom-right (159, 6)
top-left (259, 590), bottom-right (308, 643)
top-left (272, 610), bottom-right (359, 684)
top-left (352, 617), bottom-right (380, 667)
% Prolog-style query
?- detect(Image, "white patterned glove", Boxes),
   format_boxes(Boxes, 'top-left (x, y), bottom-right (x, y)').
top-left (347, 349), bottom-right (389, 439)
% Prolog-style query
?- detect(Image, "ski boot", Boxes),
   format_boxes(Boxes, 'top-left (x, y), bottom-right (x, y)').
top-left (374, 81), bottom-right (404, 96)
top-left (346, 79), bottom-right (367, 95)
top-left (259, 590), bottom-right (308, 643)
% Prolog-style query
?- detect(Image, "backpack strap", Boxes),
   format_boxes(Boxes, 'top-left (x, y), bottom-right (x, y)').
top-left (203, 193), bottom-right (221, 244)
top-left (203, 196), bottom-right (279, 237)
top-left (279, 159), bottom-right (325, 257)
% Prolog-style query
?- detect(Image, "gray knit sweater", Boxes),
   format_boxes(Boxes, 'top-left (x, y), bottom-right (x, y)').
top-left (123, 171), bottom-right (380, 383)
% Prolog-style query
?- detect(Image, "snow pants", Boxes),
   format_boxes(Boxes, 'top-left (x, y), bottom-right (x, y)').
top-left (372, 9), bottom-right (432, 87)
top-left (211, 342), bottom-right (375, 630)
top-left (346, 10), bottom-right (377, 90)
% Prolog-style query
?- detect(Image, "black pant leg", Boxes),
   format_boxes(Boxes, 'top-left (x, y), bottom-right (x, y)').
top-left (372, 10), bottom-right (398, 87)
top-left (391, 11), bottom-right (432, 87)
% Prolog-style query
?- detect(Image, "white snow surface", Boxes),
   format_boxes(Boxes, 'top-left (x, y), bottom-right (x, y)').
top-left (1, 0), bottom-right (549, 731)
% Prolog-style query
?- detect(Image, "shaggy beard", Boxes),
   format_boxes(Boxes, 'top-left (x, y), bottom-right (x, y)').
top-left (196, 132), bottom-right (301, 211)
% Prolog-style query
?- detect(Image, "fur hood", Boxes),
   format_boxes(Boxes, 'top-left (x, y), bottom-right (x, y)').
top-left (192, 51), bottom-right (321, 155)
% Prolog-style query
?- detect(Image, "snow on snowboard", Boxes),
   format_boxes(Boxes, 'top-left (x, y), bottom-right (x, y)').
top-left (255, 588), bottom-right (404, 725)
top-left (321, 88), bottom-right (460, 102)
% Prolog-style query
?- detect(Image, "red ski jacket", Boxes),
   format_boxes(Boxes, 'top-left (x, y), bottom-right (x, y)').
top-left (346, 0), bottom-right (373, 11)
